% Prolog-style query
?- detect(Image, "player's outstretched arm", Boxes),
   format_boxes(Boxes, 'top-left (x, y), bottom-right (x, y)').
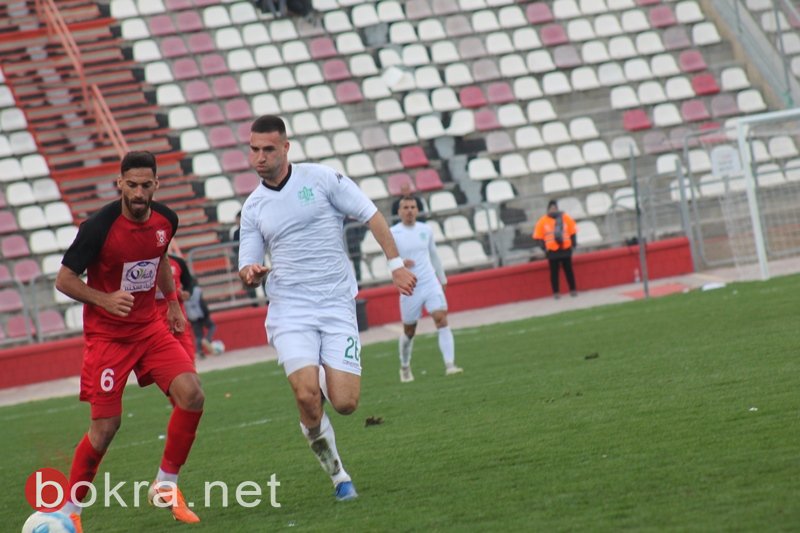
top-left (55, 265), bottom-right (134, 317)
top-left (366, 212), bottom-right (416, 296)
top-left (239, 264), bottom-right (270, 287)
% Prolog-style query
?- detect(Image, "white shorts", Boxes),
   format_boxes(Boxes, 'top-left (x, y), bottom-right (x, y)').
top-left (266, 299), bottom-right (362, 377)
top-left (399, 281), bottom-right (448, 325)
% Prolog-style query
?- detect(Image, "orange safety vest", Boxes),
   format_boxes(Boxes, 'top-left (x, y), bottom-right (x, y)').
top-left (532, 212), bottom-right (577, 252)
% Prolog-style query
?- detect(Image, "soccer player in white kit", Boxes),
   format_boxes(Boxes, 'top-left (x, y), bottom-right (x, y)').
top-left (391, 196), bottom-right (463, 383)
top-left (238, 115), bottom-right (416, 501)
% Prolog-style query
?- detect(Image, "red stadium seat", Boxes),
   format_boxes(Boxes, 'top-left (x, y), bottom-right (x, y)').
top-left (691, 74), bottom-right (720, 96)
top-left (459, 86), bottom-right (487, 109)
top-left (323, 59), bottom-right (351, 82)
top-left (310, 37), bottom-right (338, 59)
top-left (173, 58), bottom-right (200, 80)
top-left (213, 76), bottom-right (240, 98)
top-left (1, 235), bottom-right (29, 259)
top-left (387, 173), bottom-right (414, 195)
top-left (187, 32), bottom-right (214, 55)
top-left (221, 150), bottom-right (249, 172)
top-left (0, 210), bottom-right (17, 234)
top-left (224, 99), bottom-right (252, 121)
top-left (526, 2), bottom-right (554, 24)
top-left (201, 54), bottom-right (228, 76)
top-left (209, 126), bottom-right (237, 148)
top-left (649, 6), bottom-right (677, 28)
top-left (186, 80), bottom-right (212, 103)
top-left (161, 37), bottom-right (188, 58)
top-left (475, 109), bottom-right (501, 132)
top-left (0, 288), bottom-right (23, 313)
top-left (487, 82), bottom-right (514, 104)
top-left (37, 310), bottom-right (66, 336)
top-left (166, 0), bottom-right (192, 9)
top-left (149, 15), bottom-right (176, 36)
top-left (336, 81), bottom-right (364, 104)
top-left (623, 109), bottom-right (652, 131)
top-left (400, 146), bottom-right (429, 169)
top-left (233, 172), bottom-right (259, 195)
top-left (0, 264), bottom-right (10, 283)
top-left (540, 24), bottom-right (568, 47)
top-left (679, 50), bottom-right (707, 73)
top-left (176, 11), bottom-right (203, 33)
top-left (415, 169), bottom-right (443, 191)
top-left (6, 315), bottom-right (34, 338)
top-left (681, 99), bottom-right (710, 122)
top-left (13, 259), bottom-right (40, 283)
top-left (197, 103), bottom-right (225, 125)
top-left (236, 122), bottom-right (251, 143)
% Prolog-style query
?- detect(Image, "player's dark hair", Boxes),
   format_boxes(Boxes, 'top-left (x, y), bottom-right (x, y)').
top-left (121, 151), bottom-right (157, 176)
top-left (251, 115), bottom-right (287, 135)
top-left (399, 195), bottom-right (419, 206)
top-left (547, 199), bottom-right (558, 210)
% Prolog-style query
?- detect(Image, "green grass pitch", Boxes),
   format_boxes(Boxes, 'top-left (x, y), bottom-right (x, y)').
top-left (4, 275), bottom-right (799, 531)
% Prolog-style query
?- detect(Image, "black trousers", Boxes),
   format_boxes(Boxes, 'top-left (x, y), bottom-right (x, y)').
top-left (547, 255), bottom-right (576, 294)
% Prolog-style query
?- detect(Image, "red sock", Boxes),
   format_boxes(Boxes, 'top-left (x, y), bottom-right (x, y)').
top-left (69, 434), bottom-right (105, 503)
top-left (160, 407), bottom-right (203, 474)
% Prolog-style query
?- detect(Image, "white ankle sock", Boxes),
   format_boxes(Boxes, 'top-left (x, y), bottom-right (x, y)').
top-left (399, 334), bottom-right (414, 367)
top-left (156, 468), bottom-right (178, 484)
top-left (62, 501), bottom-right (81, 515)
top-left (438, 327), bottom-right (455, 366)
top-left (300, 412), bottom-right (350, 486)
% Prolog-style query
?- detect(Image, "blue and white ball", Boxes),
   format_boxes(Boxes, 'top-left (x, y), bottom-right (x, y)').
top-left (21, 511), bottom-right (76, 533)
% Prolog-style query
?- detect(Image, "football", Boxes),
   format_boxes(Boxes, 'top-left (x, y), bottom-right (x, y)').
top-left (21, 511), bottom-right (76, 533)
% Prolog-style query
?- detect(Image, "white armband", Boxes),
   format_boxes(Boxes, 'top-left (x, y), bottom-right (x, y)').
top-left (387, 257), bottom-right (404, 272)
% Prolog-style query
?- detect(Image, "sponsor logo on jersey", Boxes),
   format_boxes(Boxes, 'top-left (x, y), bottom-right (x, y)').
top-left (297, 186), bottom-right (315, 205)
top-left (121, 257), bottom-right (160, 292)
top-left (156, 229), bottom-right (167, 246)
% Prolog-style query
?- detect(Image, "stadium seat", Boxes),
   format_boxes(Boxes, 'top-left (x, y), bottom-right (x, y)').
top-left (679, 50), bottom-right (707, 73)
top-left (720, 67), bottom-right (750, 91)
top-left (6, 315), bottom-right (35, 339)
top-left (18, 205), bottom-right (46, 230)
top-left (447, 110), bottom-right (476, 136)
top-left (527, 100), bottom-right (557, 123)
top-left (665, 76), bottom-right (695, 100)
top-left (541, 23), bottom-right (569, 47)
top-left (475, 109), bottom-right (501, 131)
top-left (577, 221), bottom-right (603, 244)
top-left (567, 18), bottom-right (596, 41)
top-left (204, 176), bottom-right (234, 200)
top-left (542, 122), bottom-right (570, 145)
top-left (0, 210), bottom-right (17, 233)
top-left (527, 2), bottom-right (555, 24)
top-left (653, 103), bottom-right (682, 127)
top-left (693, 22), bottom-right (721, 45)
top-left (500, 153), bottom-right (529, 177)
top-left (468, 158), bottom-right (498, 180)
top-left (443, 215), bottom-right (475, 240)
top-left (400, 146), bottom-right (429, 168)
top-left (486, 131), bottom-right (515, 154)
top-left (543, 71), bottom-right (572, 95)
top-left (346, 154), bottom-right (376, 178)
top-left (691, 73), bottom-right (720, 96)
top-left (516, 126), bottom-right (544, 149)
top-left (681, 99), bottom-right (711, 122)
top-left (13, 258), bottom-right (40, 283)
top-left (429, 191), bottom-right (458, 212)
top-left (361, 126), bottom-right (391, 150)
top-left (436, 244), bottom-right (459, 270)
top-left (233, 172), bottom-right (258, 196)
top-left (21, 155), bottom-right (48, 178)
top-left (738, 89), bottom-right (767, 113)
top-left (415, 169), bottom-right (444, 191)
top-left (485, 179), bottom-right (516, 203)
top-left (571, 167), bottom-right (599, 189)
top-left (44, 202), bottom-right (73, 227)
top-left (556, 145), bottom-right (586, 168)
top-left (6, 182), bottom-right (34, 206)
top-left (600, 162), bottom-right (628, 184)
top-left (358, 177), bottom-right (389, 200)
top-left (473, 208), bottom-right (503, 232)
top-left (769, 136), bottom-right (799, 159)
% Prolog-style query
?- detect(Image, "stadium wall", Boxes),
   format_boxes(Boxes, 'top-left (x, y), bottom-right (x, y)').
top-left (0, 238), bottom-right (691, 389)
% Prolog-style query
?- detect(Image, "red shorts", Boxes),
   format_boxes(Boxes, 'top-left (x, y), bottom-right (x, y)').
top-left (80, 323), bottom-right (197, 419)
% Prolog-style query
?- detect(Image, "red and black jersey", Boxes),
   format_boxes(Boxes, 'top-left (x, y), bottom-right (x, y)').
top-left (62, 200), bottom-right (179, 341)
top-left (156, 255), bottom-right (193, 300)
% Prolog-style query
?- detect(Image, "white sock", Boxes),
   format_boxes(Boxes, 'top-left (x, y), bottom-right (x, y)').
top-left (399, 334), bottom-right (414, 367)
top-left (300, 412), bottom-right (350, 486)
top-left (438, 327), bottom-right (455, 367)
top-left (62, 501), bottom-right (81, 515)
top-left (156, 468), bottom-right (178, 484)
top-left (318, 365), bottom-right (329, 401)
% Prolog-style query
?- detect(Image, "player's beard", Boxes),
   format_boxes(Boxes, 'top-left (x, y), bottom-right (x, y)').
top-left (257, 156), bottom-right (286, 185)
top-left (124, 195), bottom-right (151, 221)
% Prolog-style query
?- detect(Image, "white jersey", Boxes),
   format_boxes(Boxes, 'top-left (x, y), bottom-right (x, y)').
top-left (238, 163), bottom-right (377, 305)
top-left (390, 221), bottom-right (446, 287)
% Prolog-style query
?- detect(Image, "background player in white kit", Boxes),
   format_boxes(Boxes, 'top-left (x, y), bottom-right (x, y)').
top-left (238, 115), bottom-right (416, 501)
top-left (391, 196), bottom-right (463, 383)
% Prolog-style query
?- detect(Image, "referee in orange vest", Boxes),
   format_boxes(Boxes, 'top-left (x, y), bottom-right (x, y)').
top-left (533, 200), bottom-right (578, 299)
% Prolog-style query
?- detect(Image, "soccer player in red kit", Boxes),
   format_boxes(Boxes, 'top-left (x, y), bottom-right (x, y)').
top-left (55, 151), bottom-right (205, 531)
top-left (156, 242), bottom-right (196, 360)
